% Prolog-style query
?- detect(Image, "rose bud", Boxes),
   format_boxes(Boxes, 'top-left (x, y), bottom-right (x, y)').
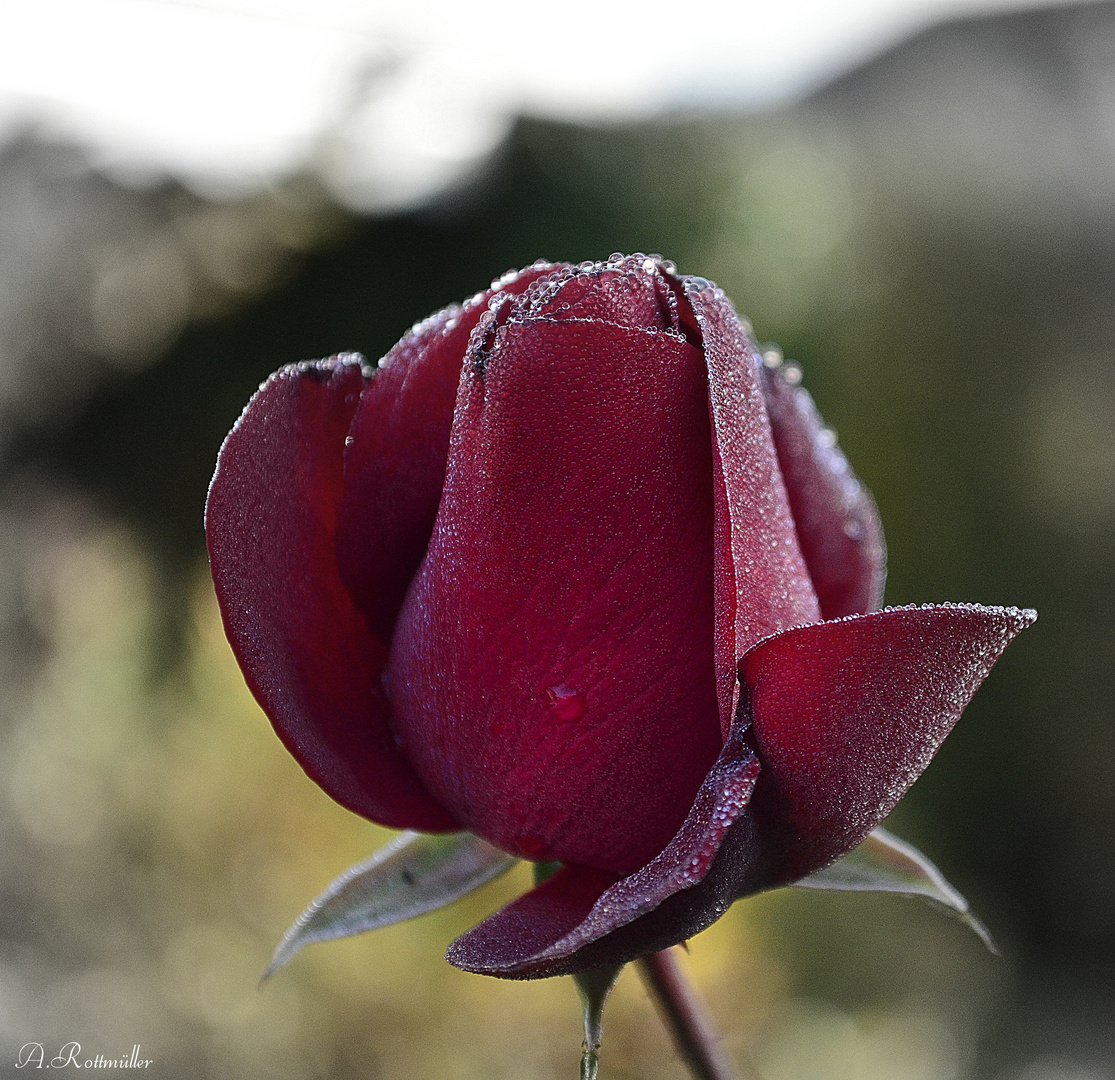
top-left (206, 255), bottom-right (1034, 979)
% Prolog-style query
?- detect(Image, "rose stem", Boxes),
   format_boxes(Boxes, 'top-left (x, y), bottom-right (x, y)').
top-left (636, 947), bottom-right (741, 1080)
top-left (575, 965), bottom-right (622, 1080)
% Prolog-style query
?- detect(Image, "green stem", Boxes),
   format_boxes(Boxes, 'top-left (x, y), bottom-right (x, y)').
top-left (581, 1041), bottom-right (600, 1080)
top-left (636, 948), bottom-right (740, 1080)
top-left (575, 965), bottom-right (621, 1080)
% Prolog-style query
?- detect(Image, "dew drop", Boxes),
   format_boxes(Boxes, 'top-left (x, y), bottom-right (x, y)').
top-left (546, 684), bottom-right (586, 721)
top-left (762, 348), bottom-right (783, 369)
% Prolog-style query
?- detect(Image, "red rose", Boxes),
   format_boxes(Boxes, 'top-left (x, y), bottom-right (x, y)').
top-left (206, 255), bottom-right (1034, 978)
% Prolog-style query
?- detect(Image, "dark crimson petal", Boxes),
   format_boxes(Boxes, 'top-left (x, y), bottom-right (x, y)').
top-left (447, 732), bottom-right (761, 978)
top-left (447, 865), bottom-right (620, 979)
top-left (336, 263), bottom-right (560, 639)
top-left (759, 361), bottom-right (886, 619)
top-left (206, 357), bottom-right (455, 831)
top-left (682, 279), bottom-right (820, 737)
top-left (448, 603), bottom-right (1035, 979)
top-left (387, 318), bottom-right (723, 876)
top-left (517, 255), bottom-right (679, 331)
top-left (740, 603), bottom-right (1038, 883)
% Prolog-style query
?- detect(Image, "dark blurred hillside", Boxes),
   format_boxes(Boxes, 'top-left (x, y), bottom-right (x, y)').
top-left (2, 2), bottom-right (1114, 1078)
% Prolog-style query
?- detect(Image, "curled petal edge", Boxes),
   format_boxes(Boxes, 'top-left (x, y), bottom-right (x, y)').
top-left (446, 731), bottom-right (761, 978)
top-left (446, 603), bottom-right (1034, 978)
top-left (742, 602), bottom-right (1038, 885)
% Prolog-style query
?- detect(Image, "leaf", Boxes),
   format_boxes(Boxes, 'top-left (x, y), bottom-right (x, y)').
top-left (264, 831), bottom-right (517, 979)
top-left (794, 827), bottom-right (997, 952)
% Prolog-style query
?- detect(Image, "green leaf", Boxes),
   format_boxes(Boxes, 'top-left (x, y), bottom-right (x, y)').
top-left (794, 827), bottom-right (997, 952)
top-left (264, 831), bottom-right (517, 979)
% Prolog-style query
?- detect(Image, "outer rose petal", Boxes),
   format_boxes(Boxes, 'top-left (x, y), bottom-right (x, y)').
top-left (741, 603), bottom-right (1038, 883)
top-left (336, 263), bottom-right (560, 638)
top-left (205, 357), bottom-right (454, 831)
top-left (759, 361), bottom-right (886, 619)
top-left (683, 278), bottom-right (821, 737)
top-left (446, 602), bottom-right (1034, 978)
top-left (448, 866), bottom-right (621, 978)
top-left (387, 316), bottom-right (722, 876)
top-left (447, 731), bottom-right (761, 978)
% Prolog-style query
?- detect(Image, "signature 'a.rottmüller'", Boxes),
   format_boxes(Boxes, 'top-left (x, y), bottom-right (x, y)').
top-left (206, 254), bottom-right (1034, 979)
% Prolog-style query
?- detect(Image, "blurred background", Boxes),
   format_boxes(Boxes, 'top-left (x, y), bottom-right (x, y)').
top-left (0, 0), bottom-right (1112, 1077)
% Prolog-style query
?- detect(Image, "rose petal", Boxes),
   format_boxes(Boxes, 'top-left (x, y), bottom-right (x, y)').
top-left (336, 264), bottom-right (559, 638)
top-left (388, 318), bottom-right (722, 876)
top-left (447, 731), bottom-right (761, 978)
top-left (446, 865), bottom-right (620, 979)
top-left (206, 357), bottom-right (454, 830)
top-left (448, 603), bottom-right (1036, 978)
top-left (516, 255), bottom-right (681, 332)
top-left (759, 362), bottom-right (886, 618)
top-left (740, 603), bottom-right (1038, 882)
top-left (682, 279), bottom-right (821, 737)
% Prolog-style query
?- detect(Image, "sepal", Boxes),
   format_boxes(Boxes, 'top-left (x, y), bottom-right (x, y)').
top-left (795, 826), bottom-right (996, 951)
top-left (265, 831), bottom-right (516, 978)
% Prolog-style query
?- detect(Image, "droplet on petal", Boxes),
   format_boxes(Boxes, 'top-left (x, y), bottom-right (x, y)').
top-left (546, 684), bottom-right (586, 722)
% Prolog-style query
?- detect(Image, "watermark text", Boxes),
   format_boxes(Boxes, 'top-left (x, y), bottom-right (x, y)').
top-left (15, 1043), bottom-right (152, 1069)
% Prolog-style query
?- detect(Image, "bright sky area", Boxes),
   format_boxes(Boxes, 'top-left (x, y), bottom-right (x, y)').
top-left (0, 0), bottom-right (1085, 207)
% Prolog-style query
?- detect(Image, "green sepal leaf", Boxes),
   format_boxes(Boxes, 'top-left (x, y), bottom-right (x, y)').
top-left (264, 830), bottom-right (517, 979)
top-left (794, 827), bottom-right (997, 952)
